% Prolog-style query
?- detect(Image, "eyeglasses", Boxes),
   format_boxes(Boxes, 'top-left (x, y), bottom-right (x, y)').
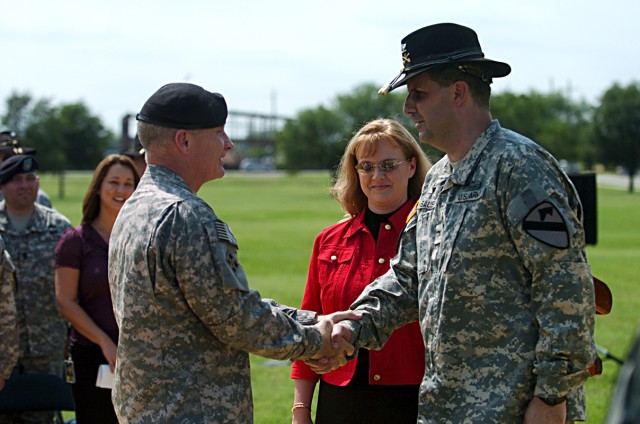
top-left (355, 159), bottom-right (406, 174)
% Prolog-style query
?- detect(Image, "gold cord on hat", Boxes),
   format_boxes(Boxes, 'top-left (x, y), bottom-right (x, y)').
top-left (457, 65), bottom-right (493, 84)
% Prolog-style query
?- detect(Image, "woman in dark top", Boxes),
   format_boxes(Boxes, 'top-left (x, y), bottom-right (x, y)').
top-left (55, 154), bottom-right (140, 423)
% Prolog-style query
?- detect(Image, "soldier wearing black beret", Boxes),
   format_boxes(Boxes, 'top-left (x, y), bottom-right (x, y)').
top-left (108, 82), bottom-right (355, 423)
top-left (0, 132), bottom-right (52, 208)
top-left (0, 153), bottom-right (71, 423)
top-left (0, 155), bottom-right (39, 186)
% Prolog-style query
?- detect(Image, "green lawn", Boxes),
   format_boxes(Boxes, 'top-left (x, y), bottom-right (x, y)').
top-left (41, 171), bottom-right (639, 424)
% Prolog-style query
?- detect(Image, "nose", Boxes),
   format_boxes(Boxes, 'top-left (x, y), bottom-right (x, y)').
top-left (403, 94), bottom-right (415, 115)
top-left (224, 133), bottom-right (234, 151)
top-left (371, 166), bottom-right (386, 179)
top-left (115, 184), bottom-right (130, 194)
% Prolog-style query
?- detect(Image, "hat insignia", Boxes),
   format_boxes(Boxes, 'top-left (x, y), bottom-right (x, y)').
top-left (22, 157), bottom-right (33, 172)
top-left (402, 52), bottom-right (411, 65)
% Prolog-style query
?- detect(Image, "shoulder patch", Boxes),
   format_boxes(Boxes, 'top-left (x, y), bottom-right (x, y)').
top-left (406, 202), bottom-right (418, 224)
top-left (522, 201), bottom-right (569, 248)
top-left (215, 221), bottom-right (238, 247)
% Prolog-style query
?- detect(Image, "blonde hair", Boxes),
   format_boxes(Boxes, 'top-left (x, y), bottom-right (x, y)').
top-left (332, 118), bottom-right (431, 217)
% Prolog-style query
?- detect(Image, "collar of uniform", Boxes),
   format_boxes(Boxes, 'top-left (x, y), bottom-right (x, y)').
top-left (0, 202), bottom-right (51, 235)
top-left (449, 120), bottom-right (500, 186)
top-left (146, 164), bottom-right (196, 197)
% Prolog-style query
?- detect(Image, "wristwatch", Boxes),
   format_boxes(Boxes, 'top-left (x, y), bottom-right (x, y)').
top-left (538, 395), bottom-right (567, 406)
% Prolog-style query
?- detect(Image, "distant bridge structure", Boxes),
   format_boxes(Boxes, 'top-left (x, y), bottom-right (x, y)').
top-left (119, 110), bottom-right (292, 168)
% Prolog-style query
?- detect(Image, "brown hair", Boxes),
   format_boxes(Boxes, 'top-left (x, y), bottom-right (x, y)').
top-left (332, 118), bottom-right (431, 217)
top-left (427, 64), bottom-right (492, 107)
top-left (81, 154), bottom-right (140, 223)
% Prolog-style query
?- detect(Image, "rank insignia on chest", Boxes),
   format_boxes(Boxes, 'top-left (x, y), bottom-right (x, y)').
top-left (522, 202), bottom-right (569, 248)
top-left (227, 251), bottom-right (239, 273)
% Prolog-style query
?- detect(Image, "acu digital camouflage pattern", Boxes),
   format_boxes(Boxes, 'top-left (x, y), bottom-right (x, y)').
top-left (0, 202), bottom-right (70, 375)
top-left (0, 235), bottom-right (17, 380)
top-left (109, 165), bottom-right (324, 424)
top-left (347, 120), bottom-right (596, 423)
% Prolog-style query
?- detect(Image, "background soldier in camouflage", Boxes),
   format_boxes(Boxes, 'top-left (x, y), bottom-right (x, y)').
top-left (0, 154), bottom-right (71, 423)
top-left (0, 235), bottom-right (17, 392)
top-left (109, 83), bottom-right (355, 424)
top-left (327, 23), bottom-right (596, 423)
top-left (0, 131), bottom-right (53, 208)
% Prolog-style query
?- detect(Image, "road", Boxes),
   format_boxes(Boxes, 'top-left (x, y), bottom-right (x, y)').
top-left (596, 173), bottom-right (639, 191)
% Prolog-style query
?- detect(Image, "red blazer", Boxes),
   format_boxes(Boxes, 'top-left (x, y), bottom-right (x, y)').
top-left (291, 200), bottom-right (425, 386)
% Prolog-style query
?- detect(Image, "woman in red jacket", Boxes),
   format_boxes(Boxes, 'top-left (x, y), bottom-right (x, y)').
top-left (291, 118), bottom-right (431, 424)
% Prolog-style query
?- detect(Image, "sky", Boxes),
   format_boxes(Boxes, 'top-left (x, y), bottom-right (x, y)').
top-left (1, 0), bottom-right (638, 138)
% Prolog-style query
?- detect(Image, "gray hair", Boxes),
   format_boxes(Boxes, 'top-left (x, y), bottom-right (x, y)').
top-left (136, 121), bottom-right (179, 150)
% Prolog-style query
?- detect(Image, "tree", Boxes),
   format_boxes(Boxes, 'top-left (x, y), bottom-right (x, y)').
top-left (593, 82), bottom-right (640, 192)
top-left (1, 93), bottom-right (32, 135)
top-left (491, 90), bottom-right (593, 166)
top-left (2, 92), bottom-right (115, 172)
top-left (275, 82), bottom-right (441, 170)
top-left (276, 106), bottom-right (344, 171)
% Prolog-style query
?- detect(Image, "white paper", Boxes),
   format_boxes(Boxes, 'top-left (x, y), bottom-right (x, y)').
top-left (96, 364), bottom-right (114, 389)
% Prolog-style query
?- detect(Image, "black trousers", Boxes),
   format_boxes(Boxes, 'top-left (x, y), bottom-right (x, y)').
top-left (69, 343), bottom-right (118, 424)
top-left (315, 349), bottom-right (419, 424)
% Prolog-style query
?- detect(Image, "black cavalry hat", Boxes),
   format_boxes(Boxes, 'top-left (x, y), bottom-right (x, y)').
top-left (136, 83), bottom-right (227, 129)
top-left (379, 23), bottom-right (511, 95)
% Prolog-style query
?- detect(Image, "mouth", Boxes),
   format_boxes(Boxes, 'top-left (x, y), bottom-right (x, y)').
top-left (370, 184), bottom-right (391, 191)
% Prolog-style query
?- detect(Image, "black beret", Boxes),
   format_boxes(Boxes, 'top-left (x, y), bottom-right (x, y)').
top-left (136, 83), bottom-right (228, 129)
top-left (0, 154), bottom-right (39, 185)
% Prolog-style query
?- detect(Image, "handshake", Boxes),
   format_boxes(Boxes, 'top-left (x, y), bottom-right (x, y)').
top-left (306, 310), bottom-right (360, 374)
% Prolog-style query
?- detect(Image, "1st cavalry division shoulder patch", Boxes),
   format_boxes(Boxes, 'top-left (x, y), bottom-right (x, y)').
top-left (522, 201), bottom-right (569, 248)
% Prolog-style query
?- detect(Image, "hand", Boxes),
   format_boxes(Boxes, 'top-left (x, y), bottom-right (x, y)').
top-left (99, 337), bottom-right (118, 373)
top-left (309, 319), bottom-right (355, 371)
top-left (0, 378), bottom-right (4, 391)
top-left (318, 310), bottom-right (362, 324)
top-left (305, 321), bottom-right (355, 374)
top-left (523, 396), bottom-right (566, 424)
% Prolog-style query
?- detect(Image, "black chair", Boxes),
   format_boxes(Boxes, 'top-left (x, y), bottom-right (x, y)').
top-left (0, 373), bottom-right (75, 423)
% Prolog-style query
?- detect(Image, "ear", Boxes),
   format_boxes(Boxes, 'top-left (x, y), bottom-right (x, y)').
top-left (451, 81), bottom-right (469, 106)
top-left (408, 156), bottom-right (417, 178)
top-left (173, 129), bottom-right (190, 155)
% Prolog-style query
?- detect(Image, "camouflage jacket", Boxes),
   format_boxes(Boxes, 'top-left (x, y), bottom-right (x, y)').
top-left (348, 121), bottom-right (596, 423)
top-left (109, 165), bottom-right (323, 424)
top-left (0, 202), bottom-right (71, 361)
top-left (0, 235), bottom-right (17, 379)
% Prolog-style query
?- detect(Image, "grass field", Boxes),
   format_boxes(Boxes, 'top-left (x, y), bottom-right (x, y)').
top-left (40, 170), bottom-right (639, 424)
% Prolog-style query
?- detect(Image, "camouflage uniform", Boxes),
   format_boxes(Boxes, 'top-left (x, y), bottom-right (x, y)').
top-left (347, 121), bottom-right (596, 423)
top-left (0, 235), bottom-right (17, 381)
top-left (0, 202), bottom-right (71, 423)
top-left (109, 165), bottom-right (324, 424)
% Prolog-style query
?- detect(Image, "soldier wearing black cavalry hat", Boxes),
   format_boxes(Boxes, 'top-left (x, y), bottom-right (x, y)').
top-left (108, 83), bottom-right (358, 423)
top-left (326, 23), bottom-right (596, 424)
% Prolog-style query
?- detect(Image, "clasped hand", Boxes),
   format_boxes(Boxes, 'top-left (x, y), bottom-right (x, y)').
top-left (307, 310), bottom-right (359, 374)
